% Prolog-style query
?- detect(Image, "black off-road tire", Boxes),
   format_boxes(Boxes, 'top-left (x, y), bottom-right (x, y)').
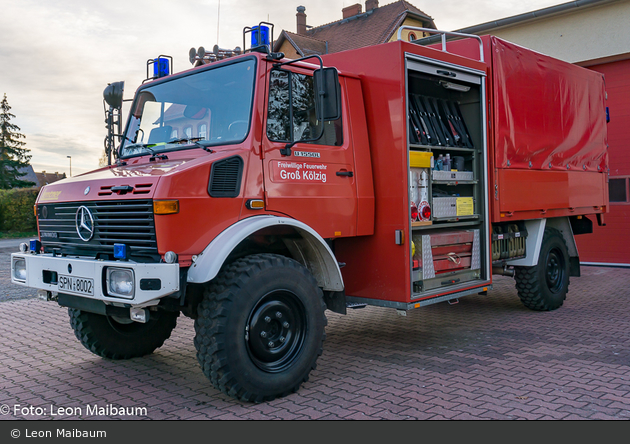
top-left (194, 253), bottom-right (327, 403)
top-left (68, 308), bottom-right (178, 359)
top-left (514, 227), bottom-right (570, 311)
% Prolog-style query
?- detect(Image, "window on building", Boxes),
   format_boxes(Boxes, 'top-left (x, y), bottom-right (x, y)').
top-left (266, 69), bottom-right (342, 146)
top-left (609, 177), bottom-right (628, 203)
top-left (184, 126), bottom-right (192, 139)
top-left (198, 123), bottom-right (207, 140)
top-left (170, 129), bottom-right (178, 139)
top-left (408, 32), bottom-right (416, 41)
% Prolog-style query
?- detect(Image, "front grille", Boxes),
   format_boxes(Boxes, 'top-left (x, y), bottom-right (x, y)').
top-left (38, 199), bottom-right (158, 261)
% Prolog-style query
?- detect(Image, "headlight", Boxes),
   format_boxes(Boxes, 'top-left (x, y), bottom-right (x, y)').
top-left (13, 258), bottom-right (27, 281)
top-left (106, 267), bottom-right (134, 299)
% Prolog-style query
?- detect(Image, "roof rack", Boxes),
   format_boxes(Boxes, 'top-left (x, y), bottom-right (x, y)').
top-left (397, 26), bottom-right (485, 63)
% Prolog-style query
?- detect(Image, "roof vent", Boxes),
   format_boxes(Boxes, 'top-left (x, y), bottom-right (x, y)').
top-left (365, 0), bottom-right (378, 11)
top-left (342, 3), bottom-right (362, 19)
top-left (297, 6), bottom-right (307, 35)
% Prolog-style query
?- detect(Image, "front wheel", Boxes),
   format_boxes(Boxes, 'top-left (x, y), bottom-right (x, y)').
top-left (194, 254), bottom-right (327, 403)
top-left (514, 227), bottom-right (570, 311)
top-left (68, 308), bottom-right (178, 359)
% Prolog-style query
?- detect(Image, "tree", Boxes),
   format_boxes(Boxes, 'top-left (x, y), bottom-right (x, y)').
top-left (98, 149), bottom-right (108, 167)
top-left (0, 93), bottom-right (34, 189)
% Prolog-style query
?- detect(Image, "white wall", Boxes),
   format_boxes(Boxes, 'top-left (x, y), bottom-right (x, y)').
top-left (477, 0), bottom-right (630, 64)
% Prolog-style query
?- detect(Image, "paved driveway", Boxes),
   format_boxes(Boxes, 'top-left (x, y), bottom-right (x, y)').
top-left (1, 249), bottom-right (629, 420)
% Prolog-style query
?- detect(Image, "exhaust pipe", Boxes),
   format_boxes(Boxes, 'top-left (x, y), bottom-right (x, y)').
top-left (492, 264), bottom-right (515, 277)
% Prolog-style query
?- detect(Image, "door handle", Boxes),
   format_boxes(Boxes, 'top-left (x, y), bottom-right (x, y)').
top-left (111, 185), bottom-right (134, 193)
top-left (336, 171), bottom-right (353, 177)
top-left (437, 70), bottom-right (456, 77)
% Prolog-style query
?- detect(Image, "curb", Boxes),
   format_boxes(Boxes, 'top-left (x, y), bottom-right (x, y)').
top-left (0, 238), bottom-right (33, 254)
top-left (0, 247), bottom-right (20, 254)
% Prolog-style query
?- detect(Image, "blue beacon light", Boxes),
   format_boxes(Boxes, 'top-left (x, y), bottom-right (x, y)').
top-left (154, 57), bottom-right (170, 78)
top-left (29, 239), bottom-right (42, 253)
top-left (113, 243), bottom-right (128, 260)
top-left (251, 25), bottom-right (270, 47)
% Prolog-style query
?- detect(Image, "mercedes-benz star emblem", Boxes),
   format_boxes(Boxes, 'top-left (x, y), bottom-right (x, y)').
top-left (75, 206), bottom-right (95, 242)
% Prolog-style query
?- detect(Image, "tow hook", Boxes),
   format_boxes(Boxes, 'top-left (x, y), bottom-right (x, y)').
top-left (37, 290), bottom-right (57, 302)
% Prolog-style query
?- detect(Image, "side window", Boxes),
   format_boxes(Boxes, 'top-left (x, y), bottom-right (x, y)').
top-left (609, 177), bottom-right (629, 203)
top-left (267, 70), bottom-right (291, 141)
top-left (267, 69), bottom-right (342, 146)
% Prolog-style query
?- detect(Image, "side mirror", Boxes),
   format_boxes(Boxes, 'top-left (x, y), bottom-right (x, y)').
top-left (104, 81), bottom-right (125, 109)
top-left (313, 68), bottom-right (341, 121)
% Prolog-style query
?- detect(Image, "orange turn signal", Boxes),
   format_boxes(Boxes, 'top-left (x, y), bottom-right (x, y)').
top-left (153, 200), bottom-right (179, 215)
top-left (245, 199), bottom-right (265, 210)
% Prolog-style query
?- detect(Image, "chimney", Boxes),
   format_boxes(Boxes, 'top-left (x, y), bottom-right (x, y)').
top-left (342, 3), bottom-right (362, 19)
top-left (365, 0), bottom-right (378, 11)
top-left (296, 6), bottom-right (307, 35)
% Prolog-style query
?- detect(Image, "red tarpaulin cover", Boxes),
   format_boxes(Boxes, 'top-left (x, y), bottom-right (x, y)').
top-left (490, 37), bottom-right (608, 172)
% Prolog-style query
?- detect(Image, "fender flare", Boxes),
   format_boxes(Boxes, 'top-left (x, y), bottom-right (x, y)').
top-left (186, 216), bottom-right (344, 291)
top-left (506, 217), bottom-right (578, 267)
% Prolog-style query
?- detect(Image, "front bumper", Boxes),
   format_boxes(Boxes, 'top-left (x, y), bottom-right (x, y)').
top-left (11, 252), bottom-right (179, 306)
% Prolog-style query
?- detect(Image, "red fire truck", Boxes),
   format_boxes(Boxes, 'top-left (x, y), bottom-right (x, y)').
top-left (11, 26), bottom-right (608, 402)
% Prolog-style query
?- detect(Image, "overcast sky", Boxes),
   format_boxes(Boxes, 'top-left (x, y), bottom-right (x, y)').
top-left (1, 0), bottom-right (562, 176)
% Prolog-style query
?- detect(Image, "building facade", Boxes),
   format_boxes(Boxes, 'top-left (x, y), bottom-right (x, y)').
top-left (452, 0), bottom-right (630, 266)
top-left (274, 1), bottom-right (436, 57)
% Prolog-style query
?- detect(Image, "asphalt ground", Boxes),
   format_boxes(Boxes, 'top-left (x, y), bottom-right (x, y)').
top-left (1, 245), bottom-right (629, 420)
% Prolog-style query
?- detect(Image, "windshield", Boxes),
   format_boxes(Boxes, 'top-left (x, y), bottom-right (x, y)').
top-left (121, 58), bottom-right (256, 158)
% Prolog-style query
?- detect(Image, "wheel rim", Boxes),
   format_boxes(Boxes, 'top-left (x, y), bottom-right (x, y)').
top-left (246, 290), bottom-right (306, 373)
top-left (545, 247), bottom-right (566, 294)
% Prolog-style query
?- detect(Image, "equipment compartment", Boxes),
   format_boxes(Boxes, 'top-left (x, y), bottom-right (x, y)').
top-left (411, 229), bottom-right (481, 293)
top-left (406, 54), bottom-right (490, 298)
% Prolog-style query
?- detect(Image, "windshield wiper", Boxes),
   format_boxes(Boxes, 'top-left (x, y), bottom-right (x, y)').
top-left (168, 137), bottom-right (214, 152)
top-left (123, 142), bottom-right (150, 150)
top-left (169, 136), bottom-right (205, 145)
top-left (124, 143), bottom-right (168, 160)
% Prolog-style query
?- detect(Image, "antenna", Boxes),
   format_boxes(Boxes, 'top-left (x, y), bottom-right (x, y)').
top-left (217, 0), bottom-right (220, 44)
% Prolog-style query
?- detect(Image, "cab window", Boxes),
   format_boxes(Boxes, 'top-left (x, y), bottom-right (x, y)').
top-left (267, 69), bottom-right (342, 146)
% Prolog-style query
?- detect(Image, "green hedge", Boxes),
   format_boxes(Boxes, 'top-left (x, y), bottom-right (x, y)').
top-left (0, 188), bottom-right (38, 232)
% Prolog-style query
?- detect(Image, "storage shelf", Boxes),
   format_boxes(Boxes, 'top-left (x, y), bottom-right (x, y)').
top-left (432, 214), bottom-right (480, 222)
top-left (432, 180), bottom-right (477, 185)
top-left (412, 219), bottom-right (482, 230)
top-left (410, 144), bottom-right (475, 152)
top-left (412, 220), bottom-right (433, 227)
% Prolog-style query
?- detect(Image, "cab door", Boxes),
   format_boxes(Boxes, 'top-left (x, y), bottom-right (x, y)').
top-left (262, 67), bottom-right (357, 238)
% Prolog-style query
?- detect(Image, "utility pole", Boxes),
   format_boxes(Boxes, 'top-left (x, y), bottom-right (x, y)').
top-left (67, 155), bottom-right (72, 177)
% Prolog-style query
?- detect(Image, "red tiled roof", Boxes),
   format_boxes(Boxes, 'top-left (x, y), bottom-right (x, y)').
top-left (282, 31), bottom-right (328, 56)
top-left (275, 1), bottom-right (436, 55)
top-left (35, 171), bottom-right (66, 186)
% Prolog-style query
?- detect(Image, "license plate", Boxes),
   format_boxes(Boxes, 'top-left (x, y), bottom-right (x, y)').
top-left (58, 275), bottom-right (94, 296)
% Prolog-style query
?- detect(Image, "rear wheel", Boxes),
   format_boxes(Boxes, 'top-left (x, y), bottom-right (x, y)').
top-left (68, 308), bottom-right (178, 359)
top-left (194, 253), bottom-right (327, 402)
top-left (514, 227), bottom-right (570, 311)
